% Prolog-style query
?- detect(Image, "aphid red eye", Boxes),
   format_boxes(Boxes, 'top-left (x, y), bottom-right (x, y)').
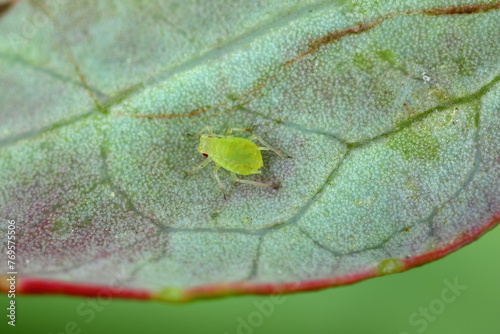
top-left (203, 153), bottom-right (208, 157)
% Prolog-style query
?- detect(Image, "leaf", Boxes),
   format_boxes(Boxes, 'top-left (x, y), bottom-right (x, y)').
top-left (0, 0), bottom-right (499, 302)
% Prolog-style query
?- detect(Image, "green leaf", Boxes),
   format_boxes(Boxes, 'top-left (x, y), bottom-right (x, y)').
top-left (0, 0), bottom-right (499, 302)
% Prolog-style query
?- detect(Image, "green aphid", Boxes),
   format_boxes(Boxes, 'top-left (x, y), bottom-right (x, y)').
top-left (185, 126), bottom-right (283, 199)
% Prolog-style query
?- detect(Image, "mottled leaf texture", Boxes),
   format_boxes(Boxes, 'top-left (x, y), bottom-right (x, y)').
top-left (0, 0), bottom-right (499, 302)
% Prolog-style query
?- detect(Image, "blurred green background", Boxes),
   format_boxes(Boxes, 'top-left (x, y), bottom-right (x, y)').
top-left (2, 225), bottom-right (499, 334)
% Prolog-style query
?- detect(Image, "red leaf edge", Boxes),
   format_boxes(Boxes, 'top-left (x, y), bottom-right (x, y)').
top-left (1, 212), bottom-right (498, 303)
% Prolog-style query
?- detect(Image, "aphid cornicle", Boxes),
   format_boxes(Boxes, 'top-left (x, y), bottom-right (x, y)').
top-left (185, 126), bottom-right (284, 198)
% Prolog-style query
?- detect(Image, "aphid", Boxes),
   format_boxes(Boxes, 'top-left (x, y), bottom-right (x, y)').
top-left (185, 126), bottom-right (284, 198)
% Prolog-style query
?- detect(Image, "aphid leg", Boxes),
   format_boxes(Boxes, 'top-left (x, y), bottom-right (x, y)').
top-left (192, 126), bottom-right (214, 137)
top-left (192, 126), bottom-right (226, 138)
top-left (184, 157), bottom-right (211, 179)
top-left (248, 134), bottom-right (284, 157)
top-left (226, 127), bottom-right (250, 136)
top-left (213, 164), bottom-right (227, 199)
top-left (231, 172), bottom-right (271, 188)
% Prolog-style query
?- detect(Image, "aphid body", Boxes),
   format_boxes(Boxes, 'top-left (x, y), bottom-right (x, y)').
top-left (185, 126), bottom-right (283, 198)
top-left (198, 136), bottom-right (263, 175)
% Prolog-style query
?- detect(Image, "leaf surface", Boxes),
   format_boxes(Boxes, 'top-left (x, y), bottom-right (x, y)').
top-left (0, 0), bottom-right (499, 302)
